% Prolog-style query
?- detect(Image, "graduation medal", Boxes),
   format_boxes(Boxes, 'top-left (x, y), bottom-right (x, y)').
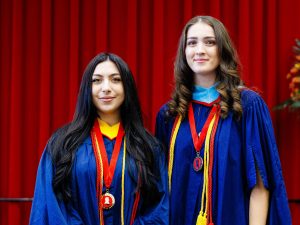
top-left (193, 154), bottom-right (204, 171)
top-left (101, 192), bottom-right (115, 209)
top-left (91, 120), bottom-right (125, 210)
top-left (188, 103), bottom-right (218, 172)
top-left (170, 101), bottom-right (220, 225)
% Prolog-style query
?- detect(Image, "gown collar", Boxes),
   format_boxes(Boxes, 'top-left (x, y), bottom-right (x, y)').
top-left (97, 118), bottom-right (120, 140)
top-left (192, 82), bottom-right (220, 104)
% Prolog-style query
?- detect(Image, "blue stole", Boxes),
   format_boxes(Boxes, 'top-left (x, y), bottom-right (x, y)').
top-left (192, 83), bottom-right (219, 103)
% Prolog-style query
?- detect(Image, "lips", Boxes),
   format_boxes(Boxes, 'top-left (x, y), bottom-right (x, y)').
top-left (194, 58), bottom-right (208, 63)
top-left (99, 96), bottom-right (115, 102)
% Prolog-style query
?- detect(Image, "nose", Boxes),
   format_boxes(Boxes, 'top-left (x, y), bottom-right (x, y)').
top-left (101, 79), bottom-right (111, 93)
top-left (195, 43), bottom-right (205, 54)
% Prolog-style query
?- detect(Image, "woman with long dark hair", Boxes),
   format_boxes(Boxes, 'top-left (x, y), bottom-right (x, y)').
top-left (30, 53), bottom-right (168, 225)
top-left (155, 16), bottom-right (291, 225)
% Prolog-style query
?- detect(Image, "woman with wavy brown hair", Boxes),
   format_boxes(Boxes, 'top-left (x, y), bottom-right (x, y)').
top-left (155, 16), bottom-right (291, 225)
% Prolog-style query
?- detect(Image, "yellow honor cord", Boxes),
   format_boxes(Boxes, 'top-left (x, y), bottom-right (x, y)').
top-left (196, 211), bottom-right (208, 225)
top-left (168, 115), bottom-right (182, 193)
top-left (169, 113), bottom-right (217, 225)
top-left (121, 138), bottom-right (126, 225)
top-left (96, 135), bottom-right (126, 225)
top-left (197, 115), bottom-right (216, 225)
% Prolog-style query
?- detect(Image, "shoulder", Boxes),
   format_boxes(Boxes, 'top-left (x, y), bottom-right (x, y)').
top-left (48, 127), bottom-right (92, 156)
top-left (155, 102), bottom-right (177, 133)
top-left (82, 136), bottom-right (92, 145)
top-left (75, 136), bottom-right (92, 156)
top-left (157, 102), bottom-right (170, 117)
top-left (156, 101), bottom-right (178, 122)
top-left (240, 88), bottom-right (265, 110)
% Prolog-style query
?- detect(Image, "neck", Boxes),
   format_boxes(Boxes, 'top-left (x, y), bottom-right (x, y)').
top-left (98, 113), bottom-right (121, 126)
top-left (194, 73), bottom-right (216, 88)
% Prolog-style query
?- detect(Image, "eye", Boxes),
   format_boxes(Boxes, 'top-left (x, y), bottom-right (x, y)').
top-left (91, 77), bottom-right (102, 84)
top-left (186, 39), bottom-right (197, 46)
top-left (205, 39), bottom-right (216, 46)
top-left (111, 76), bottom-right (122, 83)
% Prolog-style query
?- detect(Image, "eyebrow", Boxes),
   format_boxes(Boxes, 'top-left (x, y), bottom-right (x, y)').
top-left (186, 37), bottom-right (197, 40)
top-left (92, 73), bottom-right (120, 76)
top-left (187, 36), bottom-right (215, 40)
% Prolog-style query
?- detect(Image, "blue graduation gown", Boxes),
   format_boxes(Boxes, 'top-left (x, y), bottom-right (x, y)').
top-left (29, 136), bottom-right (169, 225)
top-left (155, 89), bottom-right (291, 225)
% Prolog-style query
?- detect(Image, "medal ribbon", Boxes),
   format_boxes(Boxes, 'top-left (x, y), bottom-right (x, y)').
top-left (169, 101), bottom-right (220, 225)
top-left (188, 103), bottom-right (218, 151)
top-left (92, 119), bottom-right (125, 190)
top-left (91, 120), bottom-right (141, 225)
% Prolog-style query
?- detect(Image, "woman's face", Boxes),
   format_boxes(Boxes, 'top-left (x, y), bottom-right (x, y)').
top-left (92, 60), bottom-right (125, 122)
top-left (185, 21), bottom-right (220, 79)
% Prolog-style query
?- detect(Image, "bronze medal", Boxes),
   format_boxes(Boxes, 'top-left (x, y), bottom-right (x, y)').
top-left (189, 104), bottom-right (217, 172)
top-left (193, 156), bottom-right (203, 172)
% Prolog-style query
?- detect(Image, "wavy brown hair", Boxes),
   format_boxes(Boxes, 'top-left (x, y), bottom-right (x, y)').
top-left (168, 15), bottom-right (243, 119)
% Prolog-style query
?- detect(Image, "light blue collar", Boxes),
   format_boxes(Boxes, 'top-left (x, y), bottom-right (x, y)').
top-left (192, 82), bottom-right (220, 103)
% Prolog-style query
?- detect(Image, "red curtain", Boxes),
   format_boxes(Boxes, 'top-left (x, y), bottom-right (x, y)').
top-left (1, 0), bottom-right (300, 224)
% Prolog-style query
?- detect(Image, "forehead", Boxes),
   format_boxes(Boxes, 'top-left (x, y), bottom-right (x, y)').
top-left (186, 21), bottom-right (215, 39)
top-left (93, 60), bottom-right (120, 75)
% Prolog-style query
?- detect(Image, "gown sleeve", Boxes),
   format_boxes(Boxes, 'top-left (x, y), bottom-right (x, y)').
top-left (155, 104), bottom-right (172, 149)
top-left (133, 146), bottom-right (169, 225)
top-left (242, 90), bottom-right (292, 224)
top-left (29, 146), bottom-right (84, 225)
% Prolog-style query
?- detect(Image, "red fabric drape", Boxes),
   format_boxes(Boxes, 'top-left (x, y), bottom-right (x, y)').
top-left (1, 0), bottom-right (300, 224)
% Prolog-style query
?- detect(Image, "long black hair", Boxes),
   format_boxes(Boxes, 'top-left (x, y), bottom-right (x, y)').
top-left (49, 53), bottom-right (160, 202)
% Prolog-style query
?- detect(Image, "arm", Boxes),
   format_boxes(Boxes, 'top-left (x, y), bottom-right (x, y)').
top-left (242, 90), bottom-right (291, 225)
top-left (29, 149), bottom-right (83, 225)
top-left (29, 150), bottom-right (67, 224)
top-left (249, 168), bottom-right (269, 225)
top-left (133, 148), bottom-right (169, 225)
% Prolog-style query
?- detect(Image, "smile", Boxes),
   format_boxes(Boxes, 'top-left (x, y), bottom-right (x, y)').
top-left (194, 58), bottom-right (208, 63)
top-left (99, 97), bottom-right (115, 102)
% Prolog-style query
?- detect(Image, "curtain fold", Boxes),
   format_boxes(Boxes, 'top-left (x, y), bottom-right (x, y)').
top-left (1, 0), bottom-right (300, 224)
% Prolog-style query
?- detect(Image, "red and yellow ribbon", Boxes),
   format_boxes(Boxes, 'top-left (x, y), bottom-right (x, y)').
top-left (169, 103), bottom-right (220, 225)
top-left (91, 119), bottom-right (140, 225)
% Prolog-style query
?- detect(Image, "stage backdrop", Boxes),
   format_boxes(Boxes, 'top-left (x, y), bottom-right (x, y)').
top-left (1, 0), bottom-right (300, 224)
